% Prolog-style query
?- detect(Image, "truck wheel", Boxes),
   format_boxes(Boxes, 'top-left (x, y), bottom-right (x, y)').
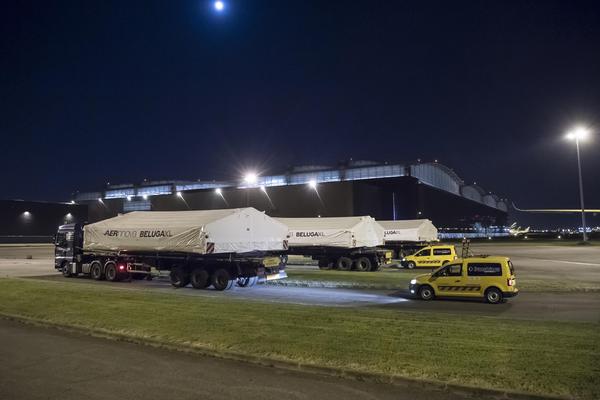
top-left (407, 261), bottom-right (416, 269)
top-left (353, 257), bottom-right (372, 272)
top-left (237, 276), bottom-right (258, 287)
top-left (90, 261), bottom-right (104, 280)
top-left (170, 267), bottom-right (190, 288)
top-left (485, 287), bottom-right (503, 304)
top-left (317, 258), bottom-right (332, 270)
top-left (190, 268), bottom-right (210, 289)
top-left (419, 285), bottom-right (435, 300)
top-left (336, 257), bottom-right (353, 271)
top-left (212, 268), bottom-right (234, 291)
top-left (104, 262), bottom-right (119, 282)
top-left (61, 262), bottom-right (73, 278)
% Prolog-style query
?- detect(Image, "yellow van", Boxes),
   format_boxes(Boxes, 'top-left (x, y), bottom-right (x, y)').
top-left (408, 256), bottom-right (518, 304)
top-left (400, 245), bottom-right (456, 269)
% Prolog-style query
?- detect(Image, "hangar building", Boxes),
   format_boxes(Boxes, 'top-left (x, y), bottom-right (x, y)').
top-left (74, 160), bottom-right (508, 229)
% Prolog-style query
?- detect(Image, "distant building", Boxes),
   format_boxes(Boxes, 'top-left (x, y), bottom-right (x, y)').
top-left (74, 160), bottom-right (508, 229)
top-left (0, 199), bottom-right (87, 243)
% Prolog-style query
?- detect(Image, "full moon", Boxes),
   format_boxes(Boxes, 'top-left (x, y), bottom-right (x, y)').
top-left (214, 1), bottom-right (224, 11)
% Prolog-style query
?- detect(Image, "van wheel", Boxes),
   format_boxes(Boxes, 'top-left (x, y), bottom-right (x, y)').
top-left (61, 262), bottom-right (73, 278)
top-left (190, 268), bottom-right (210, 289)
top-left (90, 261), bottom-right (104, 280)
top-left (212, 268), bottom-right (234, 291)
top-left (485, 287), bottom-right (503, 304)
top-left (419, 285), bottom-right (435, 300)
top-left (104, 262), bottom-right (118, 282)
top-left (318, 258), bottom-right (332, 270)
top-left (169, 267), bottom-right (190, 288)
top-left (336, 257), bottom-right (353, 271)
top-left (353, 257), bottom-right (372, 272)
top-left (407, 261), bottom-right (416, 269)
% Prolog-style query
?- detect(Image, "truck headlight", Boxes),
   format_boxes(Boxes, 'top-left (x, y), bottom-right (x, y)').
top-left (410, 279), bottom-right (417, 285)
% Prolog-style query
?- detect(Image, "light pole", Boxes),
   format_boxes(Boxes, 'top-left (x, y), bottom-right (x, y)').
top-left (566, 126), bottom-right (591, 242)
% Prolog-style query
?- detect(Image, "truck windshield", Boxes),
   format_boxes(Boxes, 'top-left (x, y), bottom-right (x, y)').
top-left (54, 232), bottom-right (67, 247)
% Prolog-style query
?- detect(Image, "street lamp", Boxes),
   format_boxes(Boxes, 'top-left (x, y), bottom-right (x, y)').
top-left (308, 179), bottom-right (317, 190)
top-left (214, 1), bottom-right (225, 11)
top-left (566, 126), bottom-right (591, 242)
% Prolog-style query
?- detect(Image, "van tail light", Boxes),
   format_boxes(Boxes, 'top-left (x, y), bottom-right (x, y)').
top-left (119, 264), bottom-right (126, 271)
top-left (507, 278), bottom-right (513, 286)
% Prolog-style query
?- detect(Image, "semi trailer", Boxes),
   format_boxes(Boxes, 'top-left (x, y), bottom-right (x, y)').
top-left (54, 208), bottom-right (288, 290)
top-left (377, 219), bottom-right (438, 258)
top-left (276, 216), bottom-right (392, 271)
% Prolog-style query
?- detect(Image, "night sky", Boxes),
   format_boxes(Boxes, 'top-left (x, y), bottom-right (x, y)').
top-left (1, 1), bottom-right (599, 226)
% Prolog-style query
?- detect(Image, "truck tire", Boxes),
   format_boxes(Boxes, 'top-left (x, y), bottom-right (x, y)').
top-left (90, 261), bottom-right (104, 280)
top-left (336, 256), bottom-right (353, 271)
top-left (212, 268), bottom-right (234, 291)
top-left (317, 258), bottom-right (332, 270)
top-left (104, 261), bottom-right (119, 282)
top-left (237, 276), bottom-right (258, 287)
top-left (170, 267), bottom-right (190, 288)
top-left (61, 261), bottom-right (73, 278)
top-left (353, 257), bottom-right (372, 272)
top-left (190, 268), bottom-right (210, 289)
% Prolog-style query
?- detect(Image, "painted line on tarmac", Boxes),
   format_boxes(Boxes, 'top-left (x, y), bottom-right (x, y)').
top-left (532, 258), bottom-right (600, 267)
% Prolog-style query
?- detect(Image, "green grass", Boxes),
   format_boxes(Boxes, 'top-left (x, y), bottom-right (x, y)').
top-left (0, 278), bottom-right (598, 399)
top-left (274, 267), bottom-right (600, 292)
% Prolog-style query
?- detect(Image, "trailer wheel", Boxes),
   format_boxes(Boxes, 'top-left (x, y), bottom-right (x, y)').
top-left (170, 267), bottom-right (190, 288)
top-left (237, 276), bottom-right (258, 287)
top-left (353, 257), bottom-right (372, 272)
top-left (90, 261), bottom-right (104, 280)
top-left (61, 261), bottom-right (73, 278)
top-left (212, 268), bottom-right (234, 291)
top-left (317, 258), bottom-right (332, 270)
top-left (190, 268), bottom-right (210, 289)
top-left (336, 257), bottom-right (353, 271)
top-left (104, 261), bottom-right (119, 282)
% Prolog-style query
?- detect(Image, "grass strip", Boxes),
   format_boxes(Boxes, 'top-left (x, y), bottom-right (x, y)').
top-left (0, 278), bottom-right (598, 399)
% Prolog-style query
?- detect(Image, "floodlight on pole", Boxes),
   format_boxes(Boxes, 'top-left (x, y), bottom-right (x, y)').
top-left (176, 191), bottom-right (183, 198)
top-left (308, 179), bottom-right (317, 190)
top-left (215, 188), bottom-right (222, 195)
top-left (565, 125), bottom-right (592, 242)
top-left (214, 1), bottom-right (224, 11)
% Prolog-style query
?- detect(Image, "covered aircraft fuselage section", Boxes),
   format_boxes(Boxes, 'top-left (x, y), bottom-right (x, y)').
top-left (83, 208), bottom-right (289, 255)
top-left (276, 216), bottom-right (384, 249)
top-left (378, 219), bottom-right (438, 243)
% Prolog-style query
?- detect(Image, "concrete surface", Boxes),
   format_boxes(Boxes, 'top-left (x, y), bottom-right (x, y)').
top-left (0, 318), bottom-right (470, 400)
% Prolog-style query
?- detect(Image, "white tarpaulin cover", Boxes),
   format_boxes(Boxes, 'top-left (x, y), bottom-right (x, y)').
top-left (377, 219), bottom-right (438, 242)
top-left (276, 216), bottom-right (384, 248)
top-left (83, 208), bottom-right (288, 254)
